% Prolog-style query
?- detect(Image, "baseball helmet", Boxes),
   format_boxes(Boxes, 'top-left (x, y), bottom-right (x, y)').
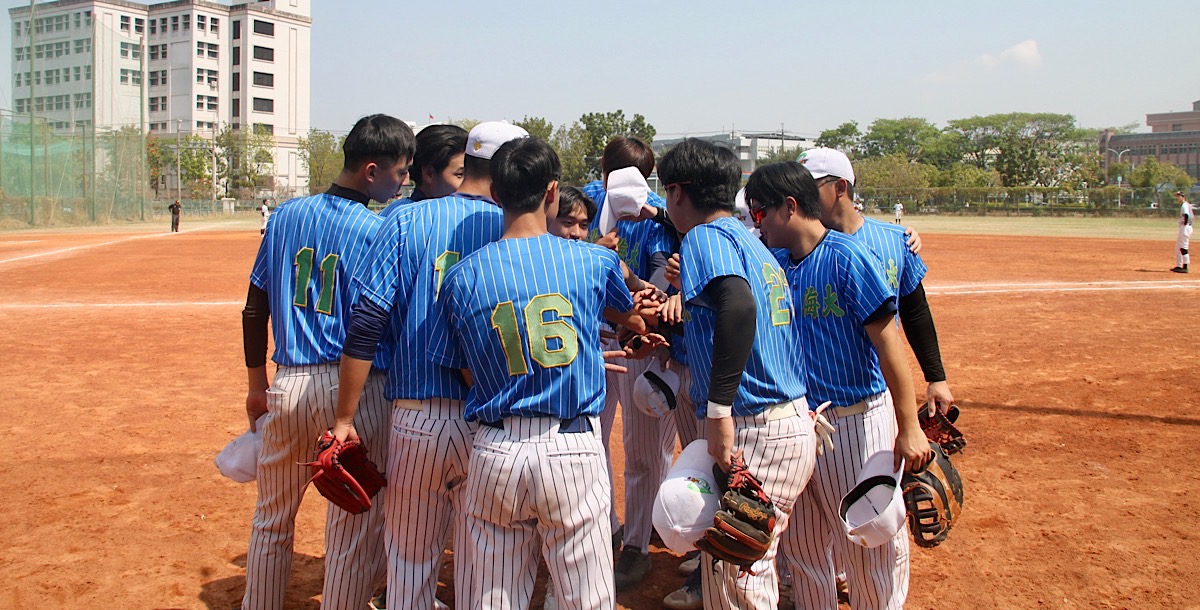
top-left (632, 361), bottom-right (680, 418)
top-left (839, 450), bottom-right (906, 548)
top-left (653, 440), bottom-right (721, 554)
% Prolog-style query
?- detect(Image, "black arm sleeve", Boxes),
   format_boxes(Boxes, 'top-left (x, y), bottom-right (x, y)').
top-left (342, 295), bottom-right (389, 361)
top-left (706, 275), bottom-right (757, 407)
top-left (646, 251), bottom-right (672, 292)
top-left (898, 282), bottom-right (946, 383)
top-left (242, 284), bottom-right (271, 369)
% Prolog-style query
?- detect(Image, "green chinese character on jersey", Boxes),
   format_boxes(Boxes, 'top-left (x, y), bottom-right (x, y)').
top-left (803, 286), bottom-right (820, 319)
top-left (822, 284), bottom-right (845, 317)
top-left (886, 259), bottom-right (899, 290)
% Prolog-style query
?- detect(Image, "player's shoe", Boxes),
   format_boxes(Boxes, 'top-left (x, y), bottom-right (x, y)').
top-left (614, 545), bottom-right (652, 590)
top-left (662, 566), bottom-right (703, 609)
top-left (1171, 266), bottom-right (1189, 273)
top-left (368, 589), bottom-right (386, 610)
top-left (837, 571), bottom-right (850, 604)
top-left (676, 550), bottom-right (700, 576)
top-left (612, 524), bottom-right (625, 553)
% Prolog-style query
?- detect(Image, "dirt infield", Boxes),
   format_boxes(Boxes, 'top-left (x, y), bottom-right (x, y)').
top-left (2, 221), bottom-right (1198, 609)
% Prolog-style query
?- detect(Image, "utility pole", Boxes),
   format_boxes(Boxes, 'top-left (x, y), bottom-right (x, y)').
top-left (28, 0), bottom-right (37, 225)
top-left (139, 34), bottom-right (146, 221)
top-left (176, 118), bottom-right (181, 201)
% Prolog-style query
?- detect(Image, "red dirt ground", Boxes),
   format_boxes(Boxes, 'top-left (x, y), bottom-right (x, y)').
top-left (1, 227), bottom-right (1197, 609)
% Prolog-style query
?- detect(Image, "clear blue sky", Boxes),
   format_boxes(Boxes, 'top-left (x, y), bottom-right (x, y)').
top-left (4, 0), bottom-right (1198, 137)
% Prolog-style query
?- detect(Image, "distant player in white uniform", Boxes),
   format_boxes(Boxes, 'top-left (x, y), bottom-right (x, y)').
top-left (260, 199), bottom-right (270, 235)
top-left (745, 160), bottom-right (932, 610)
top-left (1172, 191), bottom-right (1194, 273)
top-left (893, 202), bottom-right (903, 224)
top-left (239, 114), bottom-right (413, 610)
top-left (330, 122), bottom-right (528, 610)
top-left (429, 136), bottom-right (655, 609)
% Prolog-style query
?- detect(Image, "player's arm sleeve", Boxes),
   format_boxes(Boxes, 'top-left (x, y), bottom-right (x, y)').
top-left (342, 296), bottom-right (389, 361)
top-left (706, 275), bottom-right (757, 407)
top-left (898, 282), bottom-right (946, 383)
top-left (646, 251), bottom-right (672, 292)
top-left (602, 250), bottom-right (636, 313)
top-left (241, 284), bottom-right (270, 368)
top-left (844, 247), bottom-right (898, 326)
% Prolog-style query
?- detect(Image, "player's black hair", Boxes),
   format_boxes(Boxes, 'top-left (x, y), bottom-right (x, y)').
top-left (557, 185), bottom-right (597, 222)
top-left (490, 137), bottom-right (561, 214)
top-left (409, 124), bottom-right (468, 189)
top-left (658, 138), bottom-right (741, 213)
top-left (463, 154), bottom-right (492, 182)
top-left (342, 114), bottom-right (416, 171)
top-left (601, 136), bottom-right (655, 179)
top-left (744, 162), bottom-right (822, 220)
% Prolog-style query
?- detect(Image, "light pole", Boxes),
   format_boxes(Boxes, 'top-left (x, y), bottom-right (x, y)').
top-left (1107, 147), bottom-right (1131, 208)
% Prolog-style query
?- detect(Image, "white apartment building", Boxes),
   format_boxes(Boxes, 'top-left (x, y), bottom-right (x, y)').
top-left (653, 131), bottom-right (817, 175)
top-left (10, 0), bottom-right (312, 197)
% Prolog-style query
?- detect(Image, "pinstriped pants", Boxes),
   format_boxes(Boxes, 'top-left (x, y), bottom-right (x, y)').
top-left (465, 416), bottom-right (615, 610)
top-left (384, 398), bottom-right (475, 610)
top-left (242, 364), bottom-right (389, 610)
top-left (779, 391), bottom-right (910, 610)
top-left (671, 361), bottom-right (702, 448)
top-left (617, 356), bottom-right (677, 552)
top-left (700, 402), bottom-right (816, 610)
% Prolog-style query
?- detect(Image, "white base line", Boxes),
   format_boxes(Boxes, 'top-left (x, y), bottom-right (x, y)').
top-left (0, 301), bottom-right (241, 310)
top-left (0, 223), bottom-right (218, 266)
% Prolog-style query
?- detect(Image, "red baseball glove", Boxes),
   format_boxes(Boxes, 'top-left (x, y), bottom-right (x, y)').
top-left (303, 430), bottom-right (386, 514)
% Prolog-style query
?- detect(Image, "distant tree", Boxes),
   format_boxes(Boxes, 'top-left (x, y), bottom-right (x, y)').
top-left (578, 110), bottom-right (657, 179)
top-left (815, 121), bottom-right (861, 155)
top-left (451, 118), bottom-right (481, 132)
top-left (931, 163), bottom-right (1001, 188)
top-left (860, 117), bottom-right (941, 162)
top-left (551, 122), bottom-right (590, 187)
top-left (854, 154), bottom-right (937, 189)
top-left (945, 112), bottom-right (1088, 186)
top-left (755, 146), bottom-right (802, 167)
top-left (298, 129), bottom-right (344, 195)
top-left (514, 116), bottom-right (554, 141)
top-left (1130, 156), bottom-right (1195, 191)
top-left (217, 124), bottom-right (275, 198)
top-left (146, 134), bottom-right (167, 197)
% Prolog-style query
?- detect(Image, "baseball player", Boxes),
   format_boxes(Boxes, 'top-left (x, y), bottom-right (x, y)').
top-left (381, 124), bottom-right (469, 217)
top-left (259, 199), bottom-right (270, 235)
top-left (169, 200), bottom-right (181, 232)
top-left (329, 121), bottom-right (529, 610)
top-left (583, 136), bottom-right (678, 588)
top-left (1172, 190), bottom-right (1194, 273)
top-left (428, 137), bottom-right (654, 610)
top-left (240, 114), bottom-right (414, 610)
top-left (893, 202), bottom-right (903, 224)
top-left (744, 161), bottom-right (933, 610)
top-left (658, 138), bottom-right (816, 609)
top-left (798, 147), bottom-right (954, 415)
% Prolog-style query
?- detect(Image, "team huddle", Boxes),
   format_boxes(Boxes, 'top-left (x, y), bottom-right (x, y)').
top-left (238, 114), bottom-right (959, 610)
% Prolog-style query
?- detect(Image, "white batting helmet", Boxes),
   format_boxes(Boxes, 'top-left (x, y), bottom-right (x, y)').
top-left (632, 361), bottom-right (680, 419)
top-left (653, 440), bottom-right (721, 554)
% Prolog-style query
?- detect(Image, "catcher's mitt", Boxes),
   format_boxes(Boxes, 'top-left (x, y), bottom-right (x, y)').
top-left (920, 404), bottom-right (967, 455)
top-left (303, 431), bottom-right (386, 514)
top-left (901, 441), bottom-right (964, 548)
top-left (696, 450), bottom-right (776, 574)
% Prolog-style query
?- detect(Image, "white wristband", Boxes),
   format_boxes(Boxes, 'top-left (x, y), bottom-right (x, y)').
top-left (706, 401), bottom-right (733, 419)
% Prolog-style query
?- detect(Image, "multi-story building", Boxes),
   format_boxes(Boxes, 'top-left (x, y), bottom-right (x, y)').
top-left (10, 0), bottom-right (312, 197)
top-left (652, 130), bottom-right (816, 176)
top-left (1100, 99), bottom-right (1200, 183)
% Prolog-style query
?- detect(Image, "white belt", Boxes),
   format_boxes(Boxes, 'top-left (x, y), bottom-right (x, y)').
top-left (830, 401), bottom-right (868, 420)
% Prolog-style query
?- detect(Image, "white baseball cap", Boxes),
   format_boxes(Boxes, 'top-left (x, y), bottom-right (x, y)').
top-left (797, 147), bottom-right (855, 186)
top-left (653, 440), bottom-right (721, 554)
top-left (214, 418), bottom-right (265, 484)
top-left (839, 450), bottom-right (906, 548)
top-left (597, 166), bottom-right (650, 235)
top-left (465, 121), bottom-right (529, 160)
top-left (632, 360), bottom-right (680, 418)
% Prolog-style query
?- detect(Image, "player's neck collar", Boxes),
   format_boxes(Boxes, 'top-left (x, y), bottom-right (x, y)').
top-left (326, 183), bottom-right (371, 206)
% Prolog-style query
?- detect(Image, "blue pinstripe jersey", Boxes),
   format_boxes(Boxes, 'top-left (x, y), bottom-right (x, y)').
top-left (379, 196), bottom-right (417, 218)
top-left (249, 191), bottom-right (383, 367)
top-left (775, 231), bottom-right (897, 408)
top-left (679, 216), bottom-right (806, 416)
top-left (353, 194), bottom-right (504, 401)
top-left (850, 217), bottom-right (927, 298)
top-left (583, 180), bottom-right (675, 280)
top-left (428, 234), bottom-right (635, 423)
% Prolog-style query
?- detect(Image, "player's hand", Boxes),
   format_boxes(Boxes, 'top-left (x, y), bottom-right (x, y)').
top-left (596, 230), bottom-right (620, 251)
top-left (602, 349), bottom-right (629, 374)
top-left (895, 427), bottom-right (933, 473)
top-left (707, 416), bottom-right (736, 471)
top-left (330, 421), bottom-right (360, 445)
top-left (622, 333), bottom-right (669, 359)
top-left (926, 381), bottom-right (954, 415)
top-left (246, 390), bottom-right (268, 432)
top-left (904, 226), bottom-right (922, 254)
top-left (665, 253), bottom-right (682, 291)
top-left (657, 293), bottom-right (684, 325)
top-left (635, 203), bottom-right (659, 222)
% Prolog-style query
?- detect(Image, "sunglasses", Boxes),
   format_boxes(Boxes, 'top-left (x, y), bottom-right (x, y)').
top-left (747, 200), bottom-right (769, 225)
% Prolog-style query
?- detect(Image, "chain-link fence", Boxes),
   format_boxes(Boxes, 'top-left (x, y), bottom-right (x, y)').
top-left (855, 186), bottom-right (1183, 218)
top-left (0, 110), bottom-right (149, 227)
